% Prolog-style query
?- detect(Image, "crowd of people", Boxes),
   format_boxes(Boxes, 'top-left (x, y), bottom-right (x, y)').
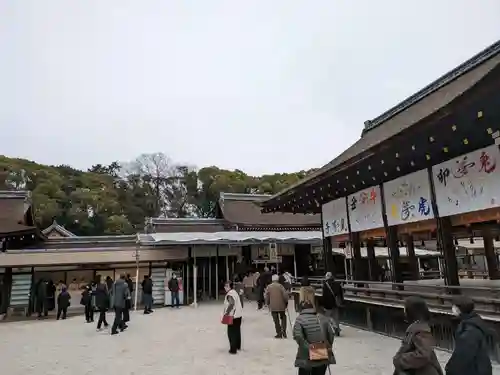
top-left (222, 269), bottom-right (493, 375)
top-left (33, 266), bottom-right (494, 375)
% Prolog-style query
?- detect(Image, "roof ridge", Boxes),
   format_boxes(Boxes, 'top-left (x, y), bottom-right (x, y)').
top-left (364, 39), bottom-right (500, 133)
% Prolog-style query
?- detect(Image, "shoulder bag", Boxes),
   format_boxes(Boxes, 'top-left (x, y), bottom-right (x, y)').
top-left (309, 314), bottom-right (330, 361)
top-left (324, 281), bottom-right (342, 307)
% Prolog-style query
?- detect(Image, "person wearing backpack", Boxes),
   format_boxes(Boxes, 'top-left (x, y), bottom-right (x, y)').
top-left (322, 272), bottom-right (343, 336)
top-left (445, 296), bottom-right (492, 375)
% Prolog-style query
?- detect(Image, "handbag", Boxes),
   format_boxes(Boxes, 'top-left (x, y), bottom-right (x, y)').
top-left (221, 314), bottom-right (234, 325)
top-left (308, 314), bottom-right (330, 361)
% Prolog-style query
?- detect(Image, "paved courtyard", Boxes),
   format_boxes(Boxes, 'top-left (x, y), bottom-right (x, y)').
top-left (1, 302), bottom-right (499, 375)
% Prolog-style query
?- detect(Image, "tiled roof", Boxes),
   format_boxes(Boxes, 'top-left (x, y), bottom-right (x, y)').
top-left (42, 220), bottom-right (77, 237)
top-left (219, 193), bottom-right (320, 228)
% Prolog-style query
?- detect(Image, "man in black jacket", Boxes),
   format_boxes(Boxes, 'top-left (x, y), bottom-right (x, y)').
top-left (322, 272), bottom-right (343, 336)
top-left (445, 296), bottom-right (492, 375)
top-left (142, 275), bottom-right (154, 314)
top-left (168, 273), bottom-right (180, 308)
top-left (256, 267), bottom-right (272, 310)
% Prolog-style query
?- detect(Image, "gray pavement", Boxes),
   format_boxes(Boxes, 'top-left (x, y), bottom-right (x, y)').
top-left (0, 302), bottom-right (499, 375)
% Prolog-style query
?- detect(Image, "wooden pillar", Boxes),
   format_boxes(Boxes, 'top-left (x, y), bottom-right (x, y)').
top-left (323, 237), bottom-right (335, 276)
top-left (483, 229), bottom-right (499, 280)
top-left (351, 232), bottom-right (363, 281)
top-left (437, 217), bottom-right (460, 287)
top-left (366, 238), bottom-right (377, 281)
top-left (405, 234), bottom-right (420, 280)
top-left (427, 167), bottom-right (459, 287)
top-left (380, 184), bottom-right (403, 286)
top-left (387, 226), bottom-right (403, 285)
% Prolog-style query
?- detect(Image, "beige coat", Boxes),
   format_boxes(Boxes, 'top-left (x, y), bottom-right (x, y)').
top-left (265, 281), bottom-right (289, 312)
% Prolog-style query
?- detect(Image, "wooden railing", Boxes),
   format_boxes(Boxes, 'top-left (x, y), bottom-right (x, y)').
top-left (292, 278), bottom-right (500, 319)
top-left (291, 277), bottom-right (500, 361)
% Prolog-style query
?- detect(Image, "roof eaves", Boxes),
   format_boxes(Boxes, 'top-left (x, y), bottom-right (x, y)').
top-left (219, 192), bottom-right (271, 202)
top-left (150, 217), bottom-right (226, 225)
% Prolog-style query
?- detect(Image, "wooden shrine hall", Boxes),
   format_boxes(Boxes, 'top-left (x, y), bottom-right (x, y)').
top-left (261, 39), bottom-right (500, 288)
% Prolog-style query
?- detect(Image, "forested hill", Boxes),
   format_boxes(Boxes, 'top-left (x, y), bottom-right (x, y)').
top-left (0, 152), bottom-right (315, 236)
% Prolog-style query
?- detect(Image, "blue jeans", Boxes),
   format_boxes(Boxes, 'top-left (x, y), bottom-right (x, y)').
top-left (143, 294), bottom-right (153, 311)
top-left (171, 291), bottom-right (180, 307)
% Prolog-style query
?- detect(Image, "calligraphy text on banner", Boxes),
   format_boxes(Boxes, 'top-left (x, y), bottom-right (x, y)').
top-left (321, 198), bottom-right (349, 237)
top-left (432, 144), bottom-right (500, 217)
top-left (383, 169), bottom-right (434, 226)
top-left (348, 186), bottom-right (384, 232)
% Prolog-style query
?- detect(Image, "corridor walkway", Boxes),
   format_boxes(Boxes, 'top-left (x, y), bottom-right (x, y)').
top-left (1, 302), bottom-right (498, 375)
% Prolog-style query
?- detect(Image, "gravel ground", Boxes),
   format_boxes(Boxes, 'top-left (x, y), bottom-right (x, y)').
top-left (1, 301), bottom-right (499, 375)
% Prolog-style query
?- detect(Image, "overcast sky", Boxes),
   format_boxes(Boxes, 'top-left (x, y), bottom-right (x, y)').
top-left (1, 1), bottom-right (499, 176)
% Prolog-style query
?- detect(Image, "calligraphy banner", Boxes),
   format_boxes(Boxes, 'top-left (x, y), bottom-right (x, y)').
top-left (383, 169), bottom-right (434, 226)
top-left (348, 186), bottom-right (384, 232)
top-left (321, 198), bottom-right (349, 237)
top-left (432, 144), bottom-right (500, 217)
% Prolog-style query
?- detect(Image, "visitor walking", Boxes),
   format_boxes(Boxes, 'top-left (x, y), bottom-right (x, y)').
top-left (445, 296), bottom-right (492, 375)
top-left (293, 285), bottom-right (335, 375)
top-left (322, 272), bottom-right (343, 336)
top-left (35, 279), bottom-right (48, 319)
top-left (111, 273), bottom-right (131, 335)
top-left (222, 281), bottom-right (243, 355)
top-left (168, 273), bottom-right (180, 308)
top-left (123, 274), bottom-right (133, 323)
top-left (256, 267), bottom-right (272, 310)
top-left (142, 275), bottom-right (154, 314)
top-left (265, 274), bottom-right (289, 338)
top-left (94, 278), bottom-right (110, 331)
top-left (56, 285), bottom-right (70, 320)
top-left (81, 285), bottom-right (93, 323)
top-left (393, 296), bottom-right (443, 375)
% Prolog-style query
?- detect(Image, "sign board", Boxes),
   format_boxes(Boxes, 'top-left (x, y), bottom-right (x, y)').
top-left (269, 243), bottom-right (278, 261)
top-left (348, 186), bottom-right (384, 232)
top-left (383, 169), bottom-right (434, 226)
top-left (321, 198), bottom-right (349, 237)
top-left (343, 246), bottom-right (352, 259)
top-left (432, 145), bottom-right (500, 217)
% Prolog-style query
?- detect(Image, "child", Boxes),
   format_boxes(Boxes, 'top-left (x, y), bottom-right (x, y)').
top-left (80, 285), bottom-right (93, 323)
top-left (56, 285), bottom-right (71, 320)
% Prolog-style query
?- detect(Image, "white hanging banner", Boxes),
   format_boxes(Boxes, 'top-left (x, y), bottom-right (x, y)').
top-left (321, 198), bottom-right (349, 237)
top-left (384, 169), bottom-right (435, 226)
top-left (432, 144), bottom-right (500, 217)
top-left (348, 185), bottom-right (384, 232)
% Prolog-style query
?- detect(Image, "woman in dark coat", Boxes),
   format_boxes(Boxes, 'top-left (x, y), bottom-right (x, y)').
top-left (293, 285), bottom-right (335, 375)
top-left (445, 296), bottom-right (492, 375)
top-left (94, 280), bottom-right (110, 330)
top-left (393, 296), bottom-right (443, 375)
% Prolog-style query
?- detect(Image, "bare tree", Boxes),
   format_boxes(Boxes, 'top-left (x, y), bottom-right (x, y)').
top-left (122, 153), bottom-right (197, 218)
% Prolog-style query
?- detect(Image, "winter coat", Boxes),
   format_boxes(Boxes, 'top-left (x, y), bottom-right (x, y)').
top-left (142, 278), bottom-right (153, 295)
top-left (445, 313), bottom-right (492, 375)
top-left (393, 321), bottom-right (443, 375)
top-left (322, 279), bottom-right (343, 310)
top-left (80, 289), bottom-right (92, 306)
top-left (94, 284), bottom-right (110, 311)
top-left (126, 278), bottom-right (134, 293)
top-left (257, 271), bottom-right (272, 292)
top-left (293, 307), bottom-right (336, 369)
top-left (57, 291), bottom-right (71, 309)
top-left (265, 281), bottom-right (289, 312)
top-left (168, 278), bottom-right (180, 292)
top-left (112, 279), bottom-right (131, 309)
